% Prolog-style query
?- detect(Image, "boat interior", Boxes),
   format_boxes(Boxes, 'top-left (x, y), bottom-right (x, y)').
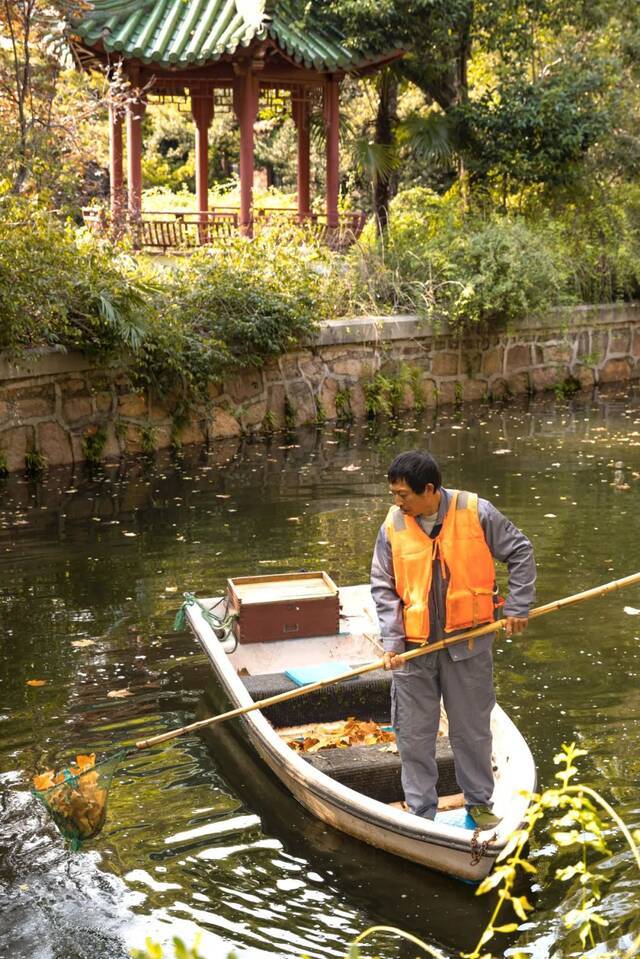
top-left (216, 585), bottom-right (469, 817)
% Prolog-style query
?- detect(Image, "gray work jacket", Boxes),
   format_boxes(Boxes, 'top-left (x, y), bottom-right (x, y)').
top-left (370, 487), bottom-right (536, 661)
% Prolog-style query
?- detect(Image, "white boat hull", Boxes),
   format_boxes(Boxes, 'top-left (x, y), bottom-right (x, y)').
top-left (187, 585), bottom-right (536, 881)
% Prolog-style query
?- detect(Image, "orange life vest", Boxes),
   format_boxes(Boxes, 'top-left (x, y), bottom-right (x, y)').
top-left (385, 490), bottom-right (496, 641)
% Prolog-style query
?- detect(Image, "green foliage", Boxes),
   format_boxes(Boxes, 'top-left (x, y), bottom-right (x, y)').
top-left (466, 742), bottom-right (640, 958)
top-left (25, 448), bottom-right (46, 476)
top-left (140, 424), bottom-right (157, 455)
top-left (358, 188), bottom-right (570, 330)
top-left (0, 194), bottom-right (154, 357)
top-left (335, 386), bottom-right (354, 422)
top-left (81, 426), bottom-right (107, 465)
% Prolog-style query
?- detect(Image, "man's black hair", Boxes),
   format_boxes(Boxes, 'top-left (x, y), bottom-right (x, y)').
top-left (387, 450), bottom-right (442, 494)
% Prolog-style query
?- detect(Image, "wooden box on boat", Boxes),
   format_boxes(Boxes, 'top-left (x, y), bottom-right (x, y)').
top-left (227, 571), bottom-right (340, 644)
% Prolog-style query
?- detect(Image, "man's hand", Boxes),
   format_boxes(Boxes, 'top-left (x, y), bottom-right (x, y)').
top-left (383, 651), bottom-right (404, 670)
top-left (504, 615), bottom-right (528, 637)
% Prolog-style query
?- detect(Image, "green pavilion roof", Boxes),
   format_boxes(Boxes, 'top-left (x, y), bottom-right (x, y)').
top-left (73, 0), bottom-right (379, 72)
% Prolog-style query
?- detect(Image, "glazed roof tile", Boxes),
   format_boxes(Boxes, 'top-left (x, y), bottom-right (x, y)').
top-left (73, 0), bottom-right (377, 72)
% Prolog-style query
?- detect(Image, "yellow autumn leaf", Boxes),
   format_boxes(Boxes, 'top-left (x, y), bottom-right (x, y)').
top-left (33, 770), bottom-right (55, 790)
top-left (26, 679), bottom-right (47, 687)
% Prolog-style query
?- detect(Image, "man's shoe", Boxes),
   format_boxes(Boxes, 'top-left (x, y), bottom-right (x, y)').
top-left (468, 804), bottom-right (502, 830)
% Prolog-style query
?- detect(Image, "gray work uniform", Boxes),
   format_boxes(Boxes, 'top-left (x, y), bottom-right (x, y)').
top-left (371, 488), bottom-right (536, 819)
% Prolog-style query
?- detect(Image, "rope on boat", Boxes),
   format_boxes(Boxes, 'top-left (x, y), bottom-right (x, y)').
top-left (174, 592), bottom-right (238, 649)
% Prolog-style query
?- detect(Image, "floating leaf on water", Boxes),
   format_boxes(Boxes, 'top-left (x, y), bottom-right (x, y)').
top-left (71, 640), bottom-right (95, 648)
top-left (493, 449), bottom-right (511, 455)
top-left (544, 513), bottom-right (557, 518)
top-left (624, 606), bottom-right (640, 616)
top-left (26, 679), bottom-right (47, 687)
top-left (342, 464), bottom-right (361, 471)
top-left (107, 688), bottom-right (132, 698)
top-left (123, 532), bottom-right (137, 537)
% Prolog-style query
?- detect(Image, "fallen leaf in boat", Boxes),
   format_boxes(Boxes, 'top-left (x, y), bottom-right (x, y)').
top-left (287, 718), bottom-right (395, 752)
top-left (33, 770), bottom-right (55, 790)
top-left (71, 640), bottom-right (95, 648)
top-left (107, 689), bottom-right (132, 698)
top-left (624, 607), bottom-right (640, 616)
top-left (26, 679), bottom-right (46, 687)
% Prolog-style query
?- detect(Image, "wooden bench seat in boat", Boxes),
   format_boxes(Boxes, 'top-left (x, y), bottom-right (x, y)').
top-left (240, 670), bottom-right (460, 804)
top-left (303, 738), bottom-right (459, 805)
top-left (241, 669), bottom-right (392, 726)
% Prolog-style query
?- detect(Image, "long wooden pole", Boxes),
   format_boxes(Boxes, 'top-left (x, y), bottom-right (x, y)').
top-left (135, 571), bottom-right (640, 750)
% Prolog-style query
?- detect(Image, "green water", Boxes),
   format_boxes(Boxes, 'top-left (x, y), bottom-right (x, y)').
top-left (2, 387), bottom-right (640, 959)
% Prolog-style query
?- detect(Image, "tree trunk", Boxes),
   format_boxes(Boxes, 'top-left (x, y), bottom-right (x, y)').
top-left (374, 69), bottom-right (398, 234)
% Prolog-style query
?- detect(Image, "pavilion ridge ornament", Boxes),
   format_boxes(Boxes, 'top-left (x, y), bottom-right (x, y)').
top-left (71, 1), bottom-right (402, 246)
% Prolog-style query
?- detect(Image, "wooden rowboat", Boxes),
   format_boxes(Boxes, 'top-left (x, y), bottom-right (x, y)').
top-left (186, 583), bottom-right (536, 882)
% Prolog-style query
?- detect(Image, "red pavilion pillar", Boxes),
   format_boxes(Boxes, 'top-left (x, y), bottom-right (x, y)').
top-left (126, 96), bottom-right (146, 221)
top-left (233, 66), bottom-right (260, 236)
top-left (108, 101), bottom-right (124, 227)
top-left (324, 76), bottom-right (340, 230)
top-left (191, 89), bottom-right (214, 243)
top-left (292, 86), bottom-right (311, 221)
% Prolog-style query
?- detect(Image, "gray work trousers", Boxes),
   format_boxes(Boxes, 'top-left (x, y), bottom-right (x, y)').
top-left (390, 648), bottom-right (496, 818)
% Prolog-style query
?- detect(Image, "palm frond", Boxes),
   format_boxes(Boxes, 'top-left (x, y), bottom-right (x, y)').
top-left (353, 138), bottom-right (398, 184)
top-left (397, 112), bottom-right (456, 167)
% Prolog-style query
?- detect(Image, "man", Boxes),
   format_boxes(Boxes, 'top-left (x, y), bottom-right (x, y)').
top-left (371, 450), bottom-right (536, 829)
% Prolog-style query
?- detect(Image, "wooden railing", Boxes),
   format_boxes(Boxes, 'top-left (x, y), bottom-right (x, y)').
top-left (82, 207), bottom-right (367, 251)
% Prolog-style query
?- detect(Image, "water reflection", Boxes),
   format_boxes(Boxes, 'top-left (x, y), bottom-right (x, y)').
top-left (2, 385), bottom-right (640, 957)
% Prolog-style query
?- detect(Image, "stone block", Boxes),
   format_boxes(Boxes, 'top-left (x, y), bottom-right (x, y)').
top-left (95, 392), bottom-right (113, 414)
top-left (123, 424), bottom-right (144, 454)
top-left (505, 371), bottom-right (531, 396)
top-left (208, 407), bottom-right (241, 440)
top-left (505, 344), bottom-right (531, 372)
top-left (319, 378), bottom-right (338, 420)
top-left (38, 421), bottom-right (73, 466)
top-left (278, 352), bottom-right (306, 380)
top-left (542, 342), bottom-right (573, 364)
top-left (431, 352), bottom-right (459, 376)
top-left (240, 399), bottom-right (268, 431)
top-left (530, 367), bottom-right (564, 393)
top-left (148, 400), bottom-right (170, 423)
top-left (435, 381), bottom-right (458, 405)
top-left (118, 392), bottom-right (147, 418)
top-left (630, 360), bottom-right (640, 380)
top-left (481, 347), bottom-right (504, 376)
top-left (463, 350), bottom-right (482, 377)
top-left (330, 357), bottom-right (363, 378)
top-left (207, 382), bottom-right (223, 399)
top-left (60, 377), bottom-right (87, 397)
top-left (153, 425), bottom-right (173, 451)
top-left (461, 378), bottom-right (487, 402)
top-left (102, 423), bottom-right (121, 460)
top-left (531, 344), bottom-right (544, 365)
top-left (265, 358), bottom-right (283, 383)
top-left (287, 380), bottom-right (318, 426)
top-left (177, 419), bottom-right (207, 446)
top-left (419, 377), bottom-right (438, 408)
top-left (0, 400), bottom-right (7, 423)
top-left (299, 353), bottom-right (324, 380)
top-left (632, 330), bottom-right (640, 359)
top-left (9, 384), bottom-right (55, 420)
top-left (599, 358), bottom-right (632, 383)
top-left (576, 330), bottom-right (590, 358)
top-left (575, 367), bottom-right (595, 390)
top-left (488, 377), bottom-right (508, 400)
top-left (591, 330), bottom-right (609, 358)
top-left (225, 371), bottom-right (264, 405)
top-left (1, 425), bottom-right (32, 471)
top-left (266, 384), bottom-right (286, 428)
top-left (63, 395), bottom-right (93, 423)
top-left (609, 329), bottom-right (631, 354)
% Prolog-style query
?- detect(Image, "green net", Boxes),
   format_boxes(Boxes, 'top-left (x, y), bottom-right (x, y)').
top-left (32, 749), bottom-right (127, 849)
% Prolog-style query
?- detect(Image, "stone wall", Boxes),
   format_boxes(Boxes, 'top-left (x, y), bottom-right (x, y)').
top-left (1, 304), bottom-right (638, 473)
